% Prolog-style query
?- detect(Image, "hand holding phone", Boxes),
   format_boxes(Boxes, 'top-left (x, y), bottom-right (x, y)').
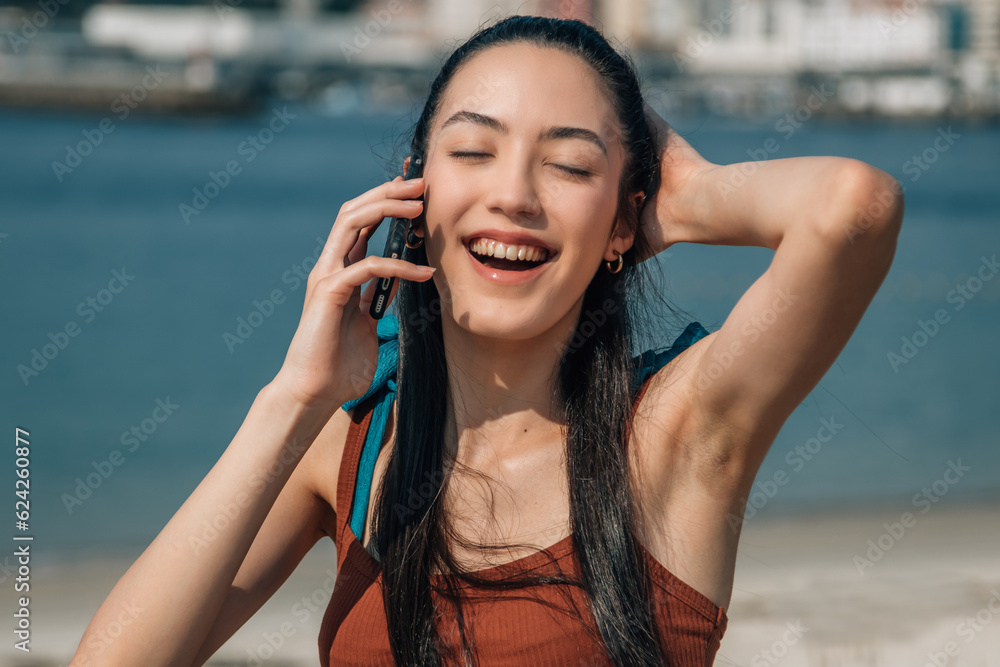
top-left (270, 157), bottom-right (433, 413)
top-left (369, 154), bottom-right (425, 319)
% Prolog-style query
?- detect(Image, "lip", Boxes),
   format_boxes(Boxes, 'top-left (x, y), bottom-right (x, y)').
top-left (464, 241), bottom-right (554, 285)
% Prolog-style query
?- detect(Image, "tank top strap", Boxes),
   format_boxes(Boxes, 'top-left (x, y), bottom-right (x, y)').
top-left (334, 392), bottom-right (378, 571)
top-left (626, 320), bottom-right (710, 456)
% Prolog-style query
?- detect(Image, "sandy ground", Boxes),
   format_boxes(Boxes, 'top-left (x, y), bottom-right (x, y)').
top-left (4, 501), bottom-right (998, 667)
top-left (715, 501), bottom-right (1000, 666)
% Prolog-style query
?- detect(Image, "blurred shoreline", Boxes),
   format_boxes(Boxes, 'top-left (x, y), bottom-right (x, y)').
top-left (6, 499), bottom-right (999, 666)
top-left (28, 489), bottom-right (1000, 569)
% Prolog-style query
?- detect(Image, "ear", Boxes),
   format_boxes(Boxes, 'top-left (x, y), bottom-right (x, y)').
top-left (603, 191), bottom-right (643, 262)
top-left (403, 155), bottom-right (412, 177)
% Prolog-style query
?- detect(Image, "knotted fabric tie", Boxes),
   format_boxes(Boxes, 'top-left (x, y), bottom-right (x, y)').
top-left (340, 313), bottom-right (400, 542)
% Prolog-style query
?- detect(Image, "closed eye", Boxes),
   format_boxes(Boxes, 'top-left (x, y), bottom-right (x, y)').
top-left (447, 151), bottom-right (592, 179)
top-left (448, 151), bottom-right (489, 162)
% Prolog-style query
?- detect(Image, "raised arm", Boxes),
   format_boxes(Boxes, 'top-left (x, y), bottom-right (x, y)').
top-left (640, 105), bottom-right (904, 479)
top-left (71, 173), bottom-right (435, 666)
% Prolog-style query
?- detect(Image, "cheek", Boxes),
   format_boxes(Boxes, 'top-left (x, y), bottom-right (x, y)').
top-left (562, 195), bottom-right (618, 253)
top-left (421, 179), bottom-right (472, 265)
top-left (424, 169), bottom-right (472, 228)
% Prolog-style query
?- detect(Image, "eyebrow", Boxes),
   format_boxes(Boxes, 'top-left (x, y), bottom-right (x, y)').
top-left (439, 110), bottom-right (607, 156)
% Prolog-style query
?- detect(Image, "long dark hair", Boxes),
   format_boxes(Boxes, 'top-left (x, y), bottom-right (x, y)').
top-left (369, 14), bottom-right (688, 666)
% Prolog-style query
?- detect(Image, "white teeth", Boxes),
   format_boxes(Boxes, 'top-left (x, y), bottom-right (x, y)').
top-left (468, 237), bottom-right (549, 263)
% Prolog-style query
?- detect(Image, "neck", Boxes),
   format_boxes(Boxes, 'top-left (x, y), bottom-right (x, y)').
top-left (439, 298), bottom-right (585, 465)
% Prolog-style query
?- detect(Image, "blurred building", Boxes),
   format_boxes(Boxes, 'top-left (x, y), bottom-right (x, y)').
top-left (601, 0), bottom-right (1000, 116)
top-left (0, 0), bottom-right (997, 117)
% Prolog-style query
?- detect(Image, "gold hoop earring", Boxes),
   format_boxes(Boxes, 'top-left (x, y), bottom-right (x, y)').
top-left (405, 222), bottom-right (423, 249)
top-left (605, 251), bottom-right (623, 274)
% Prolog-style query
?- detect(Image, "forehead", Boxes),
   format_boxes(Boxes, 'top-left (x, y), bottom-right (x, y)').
top-left (431, 42), bottom-right (621, 148)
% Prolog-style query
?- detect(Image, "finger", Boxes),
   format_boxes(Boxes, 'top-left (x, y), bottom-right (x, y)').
top-left (305, 178), bottom-right (426, 302)
top-left (319, 256), bottom-right (435, 310)
top-left (335, 199), bottom-right (424, 270)
top-left (359, 276), bottom-right (378, 314)
top-left (322, 179), bottom-right (425, 265)
top-left (313, 178), bottom-right (422, 278)
top-left (346, 224), bottom-right (376, 267)
top-left (358, 266), bottom-right (406, 316)
top-left (338, 176), bottom-right (424, 216)
top-left (314, 194), bottom-right (425, 278)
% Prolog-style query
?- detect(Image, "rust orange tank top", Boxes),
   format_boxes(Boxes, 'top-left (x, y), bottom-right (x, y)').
top-left (317, 371), bottom-right (728, 666)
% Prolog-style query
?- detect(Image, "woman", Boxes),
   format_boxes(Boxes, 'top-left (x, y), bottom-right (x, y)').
top-left (72, 14), bottom-right (903, 667)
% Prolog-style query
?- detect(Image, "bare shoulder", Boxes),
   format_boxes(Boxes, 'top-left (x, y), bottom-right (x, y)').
top-left (629, 329), bottom-right (756, 612)
top-left (297, 405), bottom-right (357, 540)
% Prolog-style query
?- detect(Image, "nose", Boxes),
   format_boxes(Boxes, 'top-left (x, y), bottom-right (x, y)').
top-left (483, 153), bottom-right (541, 220)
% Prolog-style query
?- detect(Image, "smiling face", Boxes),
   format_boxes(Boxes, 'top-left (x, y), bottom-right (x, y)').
top-left (415, 42), bottom-right (635, 342)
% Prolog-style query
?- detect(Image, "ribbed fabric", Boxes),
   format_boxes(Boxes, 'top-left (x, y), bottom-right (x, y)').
top-left (319, 320), bottom-right (727, 666)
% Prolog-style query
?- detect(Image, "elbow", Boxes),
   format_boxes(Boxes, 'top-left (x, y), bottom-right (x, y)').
top-left (69, 639), bottom-right (126, 667)
top-left (826, 159), bottom-right (904, 247)
top-left (70, 612), bottom-right (156, 667)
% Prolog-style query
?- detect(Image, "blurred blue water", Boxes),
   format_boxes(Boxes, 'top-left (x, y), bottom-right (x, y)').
top-left (2, 104), bottom-right (998, 559)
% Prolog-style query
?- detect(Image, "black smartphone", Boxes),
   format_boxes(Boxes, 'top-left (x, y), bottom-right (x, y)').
top-left (369, 154), bottom-right (424, 319)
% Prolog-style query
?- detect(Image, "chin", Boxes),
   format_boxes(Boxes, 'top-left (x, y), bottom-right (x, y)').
top-left (444, 298), bottom-right (559, 343)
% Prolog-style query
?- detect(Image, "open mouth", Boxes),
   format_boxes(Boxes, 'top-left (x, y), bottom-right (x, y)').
top-left (467, 237), bottom-right (552, 272)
